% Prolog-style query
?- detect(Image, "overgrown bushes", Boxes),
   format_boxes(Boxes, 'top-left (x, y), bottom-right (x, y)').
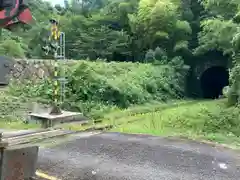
top-left (9, 59), bottom-right (189, 117)
top-left (202, 105), bottom-right (240, 136)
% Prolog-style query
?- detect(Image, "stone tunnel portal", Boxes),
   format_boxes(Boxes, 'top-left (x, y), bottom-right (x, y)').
top-left (200, 66), bottom-right (229, 99)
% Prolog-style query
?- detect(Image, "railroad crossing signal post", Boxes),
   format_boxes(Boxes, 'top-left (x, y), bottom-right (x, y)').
top-left (48, 19), bottom-right (67, 115)
top-left (29, 19), bottom-right (83, 128)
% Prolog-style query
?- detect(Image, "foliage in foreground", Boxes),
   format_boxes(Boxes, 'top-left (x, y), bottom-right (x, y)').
top-left (0, 89), bottom-right (39, 129)
top-left (9, 59), bottom-right (189, 118)
top-left (113, 99), bottom-right (240, 147)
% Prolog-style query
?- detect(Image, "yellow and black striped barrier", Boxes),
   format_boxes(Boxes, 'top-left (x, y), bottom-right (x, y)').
top-left (49, 19), bottom-right (61, 110)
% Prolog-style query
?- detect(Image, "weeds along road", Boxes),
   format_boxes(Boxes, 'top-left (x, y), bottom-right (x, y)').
top-left (36, 132), bottom-right (240, 180)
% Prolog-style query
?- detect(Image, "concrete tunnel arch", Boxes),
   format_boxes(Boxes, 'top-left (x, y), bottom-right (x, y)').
top-left (200, 66), bottom-right (229, 99)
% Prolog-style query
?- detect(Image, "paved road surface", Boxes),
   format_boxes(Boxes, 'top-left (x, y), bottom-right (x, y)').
top-left (37, 132), bottom-right (240, 180)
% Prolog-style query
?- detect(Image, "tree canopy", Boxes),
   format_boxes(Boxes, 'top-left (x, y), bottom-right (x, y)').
top-left (0, 0), bottom-right (238, 63)
top-left (2, 0), bottom-right (240, 104)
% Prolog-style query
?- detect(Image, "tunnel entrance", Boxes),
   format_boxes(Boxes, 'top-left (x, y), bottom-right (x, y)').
top-left (200, 66), bottom-right (229, 99)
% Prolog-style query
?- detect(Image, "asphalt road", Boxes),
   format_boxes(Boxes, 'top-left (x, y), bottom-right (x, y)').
top-left (37, 132), bottom-right (240, 180)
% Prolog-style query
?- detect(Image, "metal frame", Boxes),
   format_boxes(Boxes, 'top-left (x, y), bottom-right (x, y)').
top-left (56, 32), bottom-right (67, 105)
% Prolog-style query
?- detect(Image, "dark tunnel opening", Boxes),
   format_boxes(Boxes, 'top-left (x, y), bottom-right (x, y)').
top-left (200, 66), bottom-right (229, 99)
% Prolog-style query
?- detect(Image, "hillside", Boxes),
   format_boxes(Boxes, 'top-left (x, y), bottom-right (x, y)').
top-left (0, 0), bottom-right (240, 148)
top-left (7, 59), bottom-right (188, 118)
top-left (0, 59), bottom-right (239, 148)
top-left (0, 0), bottom-right (239, 101)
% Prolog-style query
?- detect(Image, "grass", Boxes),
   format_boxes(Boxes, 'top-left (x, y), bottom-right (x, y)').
top-left (60, 99), bottom-right (194, 131)
top-left (109, 98), bottom-right (240, 148)
top-left (0, 121), bottom-right (40, 130)
top-left (61, 98), bottom-right (240, 149)
top-left (111, 99), bottom-right (218, 135)
top-left (0, 88), bottom-right (41, 130)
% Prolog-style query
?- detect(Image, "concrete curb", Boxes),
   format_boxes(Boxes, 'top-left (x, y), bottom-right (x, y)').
top-left (5, 125), bottom-right (113, 146)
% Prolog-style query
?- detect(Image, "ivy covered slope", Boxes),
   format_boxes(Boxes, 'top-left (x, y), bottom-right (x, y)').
top-left (10, 59), bottom-right (188, 119)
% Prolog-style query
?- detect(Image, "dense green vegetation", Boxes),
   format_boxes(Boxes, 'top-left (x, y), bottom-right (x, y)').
top-left (113, 99), bottom-right (240, 148)
top-left (1, 0), bottom-right (240, 102)
top-left (1, 0), bottom-right (240, 146)
top-left (9, 59), bottom-right (188, 118)
top-left (0, 0), bottom-right (236, 60)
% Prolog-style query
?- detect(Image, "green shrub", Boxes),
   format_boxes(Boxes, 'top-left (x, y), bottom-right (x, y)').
top-left (201, 105), bottom-right (240, 136)
top-left (0, 39), bottom-right (25, 58)
top-left (66, 60), bottom-right (188, 106)
top-left (9, 60), bottom-right (188, 117)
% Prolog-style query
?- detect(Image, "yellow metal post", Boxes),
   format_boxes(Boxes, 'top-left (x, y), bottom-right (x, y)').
top-left (49, 19), bottom-right (61, 115)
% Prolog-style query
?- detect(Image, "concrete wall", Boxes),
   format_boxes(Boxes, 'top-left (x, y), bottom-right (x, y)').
top-left (0, 146), bottom-right (39, 179)
top-left (6, 59), bottom-right (78, 83)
